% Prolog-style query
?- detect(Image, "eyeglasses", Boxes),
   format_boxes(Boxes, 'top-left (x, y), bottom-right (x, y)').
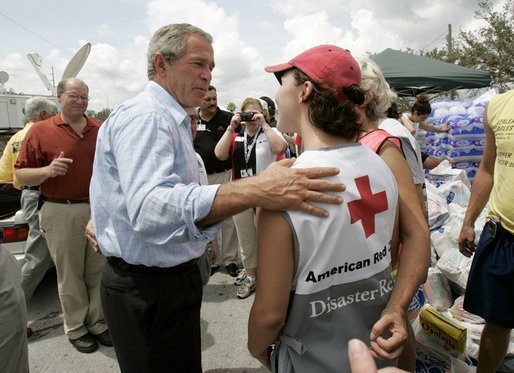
top-left (65, 93), bottom-right (90, 102)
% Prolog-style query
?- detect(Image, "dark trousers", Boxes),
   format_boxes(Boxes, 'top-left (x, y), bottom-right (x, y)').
top-left (101, 259), bottom-right (203, 373)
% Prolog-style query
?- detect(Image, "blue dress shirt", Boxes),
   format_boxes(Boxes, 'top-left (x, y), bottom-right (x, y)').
top-left (90, 81), bottom-right (220, 267)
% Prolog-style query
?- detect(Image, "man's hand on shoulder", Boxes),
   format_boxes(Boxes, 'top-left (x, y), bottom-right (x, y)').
top-left (253, 158), bottom-right (345, 217)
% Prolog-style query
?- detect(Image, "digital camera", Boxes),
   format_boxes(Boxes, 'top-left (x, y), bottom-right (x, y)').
top-left (240, 112), bottom-right (254, 122)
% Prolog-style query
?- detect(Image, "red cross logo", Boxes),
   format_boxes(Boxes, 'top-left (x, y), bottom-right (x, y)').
top-left (347, 175), bottom-right (388, 238)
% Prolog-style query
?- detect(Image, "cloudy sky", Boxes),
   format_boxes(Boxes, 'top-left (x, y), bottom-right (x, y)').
top-left (0, 0), bottom-right (506, 112)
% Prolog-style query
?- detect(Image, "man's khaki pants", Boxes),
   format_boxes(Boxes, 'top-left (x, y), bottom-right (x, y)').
top-left (40, 202), bottom-right (106, 339)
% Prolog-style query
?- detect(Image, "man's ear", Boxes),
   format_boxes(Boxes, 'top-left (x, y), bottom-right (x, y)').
top-left (39, 111), bottom-right (51, 120)
top-left (154, 53), bottom-right (167, 78)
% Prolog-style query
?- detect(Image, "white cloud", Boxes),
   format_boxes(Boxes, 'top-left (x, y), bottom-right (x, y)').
top-left (350, 9), bottom-right (404, 56)
top-left (281, 12), bottom-right (349, 57)
top-left (272, 0), bottom-right (350, 18)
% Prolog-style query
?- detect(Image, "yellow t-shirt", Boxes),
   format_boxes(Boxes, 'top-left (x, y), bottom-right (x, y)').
top-left (487, 90), bottom-right (514, 234)
top-left (0, 122), bottom-right (34, 190)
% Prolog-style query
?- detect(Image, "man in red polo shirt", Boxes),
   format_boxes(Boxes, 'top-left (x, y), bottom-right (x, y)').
top-left (15, 78), bottom-right (111, 354)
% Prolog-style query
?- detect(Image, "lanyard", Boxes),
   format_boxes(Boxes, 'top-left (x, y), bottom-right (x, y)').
top-left (243, 128), bottom-right (262, 167)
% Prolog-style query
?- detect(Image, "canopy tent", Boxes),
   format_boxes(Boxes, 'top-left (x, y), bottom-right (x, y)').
top-left (370, 48), bottom-right (492, 96)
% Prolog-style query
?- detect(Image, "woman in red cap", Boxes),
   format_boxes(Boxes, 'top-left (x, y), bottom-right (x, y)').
top-left (248, 45), bottom-right (409, 372)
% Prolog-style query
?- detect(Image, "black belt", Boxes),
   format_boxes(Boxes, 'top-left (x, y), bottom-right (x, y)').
top-left (22, 185), bottom-right (40, 191)
top-left (45, 197), bottom-right (89, 204)
top-left (107, 256), bottom-right (197, 274)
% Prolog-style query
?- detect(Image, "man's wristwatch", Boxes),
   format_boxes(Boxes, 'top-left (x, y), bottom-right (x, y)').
top-left (226, 126), bottom-right (235, 133)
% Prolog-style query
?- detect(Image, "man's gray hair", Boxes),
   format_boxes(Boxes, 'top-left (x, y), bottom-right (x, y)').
top-left (24, 97), bottom-right (56, 121)
top-left (147, 23), bottom-right (213, 80)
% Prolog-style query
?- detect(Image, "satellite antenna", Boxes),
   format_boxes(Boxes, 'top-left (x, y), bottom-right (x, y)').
top-left (27, 42), bottom-right (91, 96)
top-left (0, 71), bottom-right (9, 94)
top-left (61, 43), bottom-right (91, 80)
top-left (27, 53), bottom-right (56, 95)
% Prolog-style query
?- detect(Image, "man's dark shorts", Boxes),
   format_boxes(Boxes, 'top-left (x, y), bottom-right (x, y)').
top-left (464, 220), bottom-right (514, 328)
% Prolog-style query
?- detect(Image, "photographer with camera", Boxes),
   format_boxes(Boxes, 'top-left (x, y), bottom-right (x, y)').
top-left (214, 97), bottom-right (287, 299)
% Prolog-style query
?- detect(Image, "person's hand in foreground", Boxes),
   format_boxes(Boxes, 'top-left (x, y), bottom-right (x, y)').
top-left (369, 305), bottom-right (408, 360)
top-left (348, 339), bottom-right (409, 373)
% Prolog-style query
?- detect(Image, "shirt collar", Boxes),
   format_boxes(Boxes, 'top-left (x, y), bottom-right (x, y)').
top-left (146, 81), bottom-right (189, 127)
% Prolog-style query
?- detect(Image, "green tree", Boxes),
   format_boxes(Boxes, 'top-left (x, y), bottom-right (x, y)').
top-left (422, 0), bottom-right (513, 92)
top-left (422, 47), bottom-right (457, 64)
top-left (94, 108), bottom-right (113, 121)
top-left (226, 101), bottom-right (236, 112)
top-left (454, 0), bottom-right (514, 92)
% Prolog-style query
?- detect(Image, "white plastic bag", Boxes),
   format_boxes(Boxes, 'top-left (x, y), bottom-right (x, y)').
top-left (430, 204), bottom-right (466, 258)
top-left (437, 180), bottom-right (471, 208)
top-left (436, 249), bottom-right (473, 291)
top-left (426, 160), bottom-right (471, 189)
top-left (426, 182), bottom-right (450, 230)
top-left (423, 267), bottom-right (454, 311)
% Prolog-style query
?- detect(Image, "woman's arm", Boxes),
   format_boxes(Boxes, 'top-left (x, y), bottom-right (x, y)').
top-left (214, 114), bottom-right (240, 160)
top-left (248, 209), bottom-right (294, 368)
top-left (370, 142), bottom-right (430, 359)
top-left (399, 116), bottom-right (416, 135)
top-left (419, 120), bottom-right (450, 133)
top-left (379, 142), bottom-right (429, 309)
top-left (263, 125), bottom-right (287, 155)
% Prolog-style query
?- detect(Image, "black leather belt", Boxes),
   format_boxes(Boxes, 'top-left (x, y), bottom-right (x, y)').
top-left (45, 197), bottom-right (89, 204)
top-left (107, 256), bottom-right (197, 274)
top-left (22, 185), bottom-right (40, 191)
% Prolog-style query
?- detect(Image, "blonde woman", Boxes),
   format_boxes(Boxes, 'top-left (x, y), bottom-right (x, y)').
top-left (215, 97), bottom-right (287, 298)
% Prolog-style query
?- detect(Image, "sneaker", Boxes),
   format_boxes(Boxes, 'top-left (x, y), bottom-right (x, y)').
top-left (234, 269), bottom-right (247, 286)
top-left (69, 333), bottom-right (98, 353)
top-left (226, 263), bottom-right (239, 277)
top-left (237, 276), bottom-right (256, 299)
top-left (93, 329), bottom-right (113, 347)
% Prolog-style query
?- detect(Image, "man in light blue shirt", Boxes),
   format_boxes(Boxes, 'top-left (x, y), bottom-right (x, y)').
top-left (90, 23), bottom-right (345, 373)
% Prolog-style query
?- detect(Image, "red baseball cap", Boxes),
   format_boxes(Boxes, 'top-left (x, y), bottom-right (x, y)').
top-left (265, 45), bottom-right (361, 95)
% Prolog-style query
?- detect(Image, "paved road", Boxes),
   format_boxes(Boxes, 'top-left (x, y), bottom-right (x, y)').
top-left (27, 267), bottom-right (268, 373)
